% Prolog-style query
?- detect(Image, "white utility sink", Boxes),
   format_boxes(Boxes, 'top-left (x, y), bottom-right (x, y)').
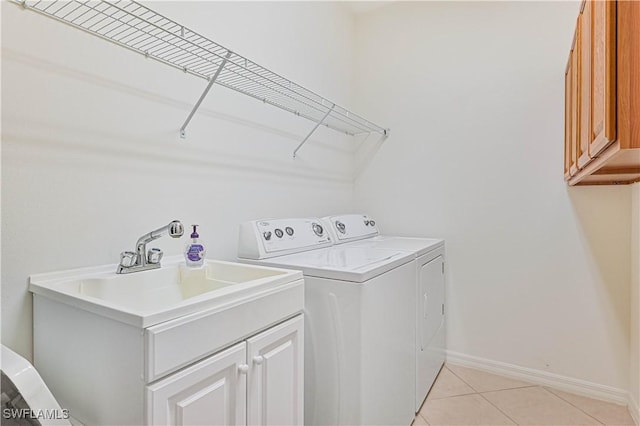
top-left (31, 257), bottom-right (305, 424)
top-left (29, 258), bottom-right (302, 327)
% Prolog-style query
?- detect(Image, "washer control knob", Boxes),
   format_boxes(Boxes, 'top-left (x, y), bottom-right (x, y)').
top-left (369, 220), bottom-right (376, 227)
top-left (263, 231), bottom-right (272, 241)
top-left (335, 221), bottom-right (346, 234)
top-left (312, 223), bottom-right (324, 237)
top-left (285, 226), bottom-right (294, 236)
top-left (274, 228), bottom-right (284, 238)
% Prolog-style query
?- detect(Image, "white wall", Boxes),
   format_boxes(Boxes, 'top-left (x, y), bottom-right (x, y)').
top-left (632, 183), bottom-right (640, 421)
top-left (1, 1), bottom-right (357, 360)
top-left (353, 1), bottom-right (632, 394)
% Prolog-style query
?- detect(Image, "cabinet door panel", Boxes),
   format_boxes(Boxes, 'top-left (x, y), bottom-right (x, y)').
top-left (247, 315), bottom-right (304, 426)
top-left (578, 2), bottom-right (592, 168)
top-left (565, 50), bottom-right (574, 180)
top-left (570, 22), bottom-right (580, 176)
top-left (590, 0), bottom-right (617, 156)
top-left (147, 342), bottom-right (247, 426)
top-left (176, 384), bottom-right (227, 426)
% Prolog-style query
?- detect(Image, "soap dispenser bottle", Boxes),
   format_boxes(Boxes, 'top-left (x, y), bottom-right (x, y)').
top-left (184, 225), bottom-right (206, 267)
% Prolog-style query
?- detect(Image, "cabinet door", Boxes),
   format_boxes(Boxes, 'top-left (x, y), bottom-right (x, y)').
top-left (565, 49), bottom-right (575, 179)
top-left (147, 342), bottom-right (247, 426)
top-left (578, 2), bottom-right (592, 168)
top-left (570, 22), bottom-right (580, 176)
top-left (247, 315), bottom-right (304, 426)
top-left (590, 0), bottom-right (617, 156)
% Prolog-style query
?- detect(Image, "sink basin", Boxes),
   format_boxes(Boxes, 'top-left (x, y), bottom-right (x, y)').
top-left (70, 262), bottom-right (286, 310)
top-left (30, 258), bottom-right (302, 327)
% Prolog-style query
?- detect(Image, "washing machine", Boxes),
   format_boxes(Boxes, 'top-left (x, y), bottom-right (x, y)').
top-left (238, 217), bottom-right (416, 426)
top-left (323, 214), bottom-right (446, 412)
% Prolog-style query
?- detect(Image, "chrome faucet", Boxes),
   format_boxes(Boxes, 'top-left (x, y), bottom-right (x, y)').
top-left (117, 220), bottom-right (184, 274)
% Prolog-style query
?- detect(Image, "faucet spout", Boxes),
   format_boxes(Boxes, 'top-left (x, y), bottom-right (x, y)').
top-left (136, 220), bottom-right (184, 261)
top-left (118, 220), bottom-right (184, 274)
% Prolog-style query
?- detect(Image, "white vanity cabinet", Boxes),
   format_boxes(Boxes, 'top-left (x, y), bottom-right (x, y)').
top-left (29, 260), bottom-right (305, 426)
top-left (147, 315), bottom-right (304, 426)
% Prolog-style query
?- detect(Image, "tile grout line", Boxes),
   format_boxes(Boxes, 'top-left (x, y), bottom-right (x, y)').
top-left (428, 390), bottom-right (478, 401)
top-left (478, 384), bottom-right (538, 392)
top-left (477, 389), bottom-right (521, 425)
top-left (440, 364), bottom-right (522, 425)
top-left (444, 364), bottom-right (481, 393)
top-left (419, 412), bottom-right (430, 426)
top-left (420, 365), bottom-right (474, 424)
top-left (446, 362), bottom-right (540, 394)
top-left (541, 387), bottom-right (606, 426)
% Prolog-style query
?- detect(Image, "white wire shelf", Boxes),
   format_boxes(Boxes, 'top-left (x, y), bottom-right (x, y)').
top-left (13, 0), bottom-right (389, 154)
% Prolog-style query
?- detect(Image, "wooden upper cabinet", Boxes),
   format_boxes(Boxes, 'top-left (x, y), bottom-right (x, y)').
top-left (566, 0), bottom-right (640, 185)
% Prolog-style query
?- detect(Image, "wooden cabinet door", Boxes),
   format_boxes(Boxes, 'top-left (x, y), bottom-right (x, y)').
top-left (590, 0), bottom-right (617, 156)
top-left (565, 42), bottom-right (576, 179)
top-left (247, 315), bottom-right (304, 426)
top-left (570, 22), bottom-right (580, 176)
top-left (578, 1), bottom-right (592, 168)
top-left (564, 64), bottom-right (571, 180)
top-left (147, 342), bottom-right (247, 426)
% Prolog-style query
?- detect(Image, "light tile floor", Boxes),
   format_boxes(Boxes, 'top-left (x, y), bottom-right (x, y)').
top-left (414, 364), bottom-right (636, 426)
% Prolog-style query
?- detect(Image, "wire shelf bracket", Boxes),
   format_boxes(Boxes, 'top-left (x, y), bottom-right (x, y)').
top-left (12, 0), bottom-right (390, 153)
top-left (180, 51), bottom-right (231, 139)
top-left (293, 105), bottom-right (335, 158)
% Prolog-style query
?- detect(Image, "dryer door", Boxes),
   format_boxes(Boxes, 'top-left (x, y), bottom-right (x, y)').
top-left (416, 254), bottom-right (445, 411)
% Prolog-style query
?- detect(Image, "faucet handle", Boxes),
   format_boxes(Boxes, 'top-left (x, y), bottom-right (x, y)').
top-left (119, 251), bottom-right (138, 268)
top-left (147, 248), bottom-right (163, 264)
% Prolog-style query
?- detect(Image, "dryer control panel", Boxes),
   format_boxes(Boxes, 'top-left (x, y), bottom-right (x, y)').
top-left (322, 214), bottom-right (379, 244)
top-left (238, 217), bottom-right (332, 259)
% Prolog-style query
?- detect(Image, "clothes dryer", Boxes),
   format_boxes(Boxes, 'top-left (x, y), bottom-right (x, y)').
top-left (238, 217), bottom-right (416, 426)
top-left (323, 214), bottom-right (446, 411)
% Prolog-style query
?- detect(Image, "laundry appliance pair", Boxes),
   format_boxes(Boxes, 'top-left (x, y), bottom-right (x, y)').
top-left (238, 214), bottom-right (445, 426)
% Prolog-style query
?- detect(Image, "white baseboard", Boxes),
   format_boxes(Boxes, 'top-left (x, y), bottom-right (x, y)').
top-left (445, 350), bottom-right (629, 406)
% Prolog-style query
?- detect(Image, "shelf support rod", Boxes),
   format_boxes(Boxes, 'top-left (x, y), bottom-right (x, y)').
top-left (180, 51), bottom-right (232, 139)
top-left (293, 105), bottom-right (335, 158)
